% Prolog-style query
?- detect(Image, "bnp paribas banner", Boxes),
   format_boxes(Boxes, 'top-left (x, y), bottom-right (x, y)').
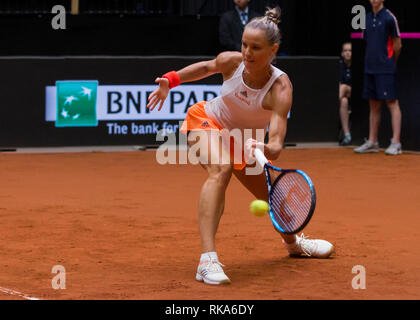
top-left (45, 81), bottom-right (221, 127)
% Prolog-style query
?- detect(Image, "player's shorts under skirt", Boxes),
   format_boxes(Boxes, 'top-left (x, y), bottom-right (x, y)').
top-left (180, 101), bottom-right (247, 170)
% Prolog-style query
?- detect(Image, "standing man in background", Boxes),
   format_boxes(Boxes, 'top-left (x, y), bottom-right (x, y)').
top-left (339, 42), bottom-right (352, 146)
top-left (219, 0), bottom-right (260, 52)
top-left (354, 0), bottom-right (403, 155)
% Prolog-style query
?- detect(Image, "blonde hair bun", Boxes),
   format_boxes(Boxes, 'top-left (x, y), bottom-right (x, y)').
top-left (246, 7), bottom-right (282, 45)
top-left (265, 7), bottom-right (281, 25)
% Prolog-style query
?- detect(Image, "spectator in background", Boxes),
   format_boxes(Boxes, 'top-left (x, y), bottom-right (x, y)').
top-left (219, 0), bottom-right (260, 51)
top-left (339, 42), bottom-right (352, 146)
top-left (354, 0), bottom-right (403, 155)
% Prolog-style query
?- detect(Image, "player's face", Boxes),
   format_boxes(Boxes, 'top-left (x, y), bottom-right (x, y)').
top-left (370, 0), bottom-right (384, 9)
top-left (342, 44), bottom-right (352, 61)
top-left (242, 28), bottom-right (278, 72)
top-left (234, 0), bottom-right (250, 11)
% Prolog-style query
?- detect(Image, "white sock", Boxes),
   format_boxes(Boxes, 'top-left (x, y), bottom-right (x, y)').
top-left (200, 251), bottom-right (218, 262)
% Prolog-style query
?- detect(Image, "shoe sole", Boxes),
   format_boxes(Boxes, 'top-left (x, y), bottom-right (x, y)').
top-left (196, 273), bottom-right (231, 285)
top-left (385, 151), bottom-right (402, 156)
top-left (288, 245), bottom-right (335, 259)
top-left (354, 149), bottom-right (379, 154)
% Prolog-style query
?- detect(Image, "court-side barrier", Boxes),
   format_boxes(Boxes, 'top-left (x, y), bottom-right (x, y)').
top-left (1, 56), bottom-right (339, 148)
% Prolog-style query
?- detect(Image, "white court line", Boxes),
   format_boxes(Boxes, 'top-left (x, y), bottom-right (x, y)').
top-left (0, 286), bottom-right (40, 300)
top-left (1, 144), bottom-right (418, 155)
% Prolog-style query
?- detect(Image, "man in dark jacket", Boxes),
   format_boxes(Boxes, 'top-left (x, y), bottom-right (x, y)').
top-left (219, 0), bottom-right (261, 52)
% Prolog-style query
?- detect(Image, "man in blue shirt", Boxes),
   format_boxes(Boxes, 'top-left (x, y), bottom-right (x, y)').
top-left (354, 0), bottom-right (403, 155)
top-left (219, 0), bottom-right (260, 51)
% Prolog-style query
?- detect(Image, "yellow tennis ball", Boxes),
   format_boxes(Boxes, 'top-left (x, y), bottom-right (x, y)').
top-left (250, 200), bottom-right (269, 217)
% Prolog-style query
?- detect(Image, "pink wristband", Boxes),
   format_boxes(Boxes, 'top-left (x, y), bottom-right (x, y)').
top-left (162, 71), bottom-right (181, 89)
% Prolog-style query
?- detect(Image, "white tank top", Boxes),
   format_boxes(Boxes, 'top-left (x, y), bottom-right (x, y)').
top-left (204, 61), bottom-right (286, 133)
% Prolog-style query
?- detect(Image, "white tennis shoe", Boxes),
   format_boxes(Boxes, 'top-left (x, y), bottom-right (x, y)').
top-left (196, 256), bottom-right (231, 285)
top-left (283, 233), bottom-right (334, 258)
top-left (385, 140), bottom-right (402, 155)
top-left (354, 139), bottom-right (379, 153)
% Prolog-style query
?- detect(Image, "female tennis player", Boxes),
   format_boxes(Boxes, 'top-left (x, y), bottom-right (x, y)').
top-left (147, 7), bottom-right (334, 285)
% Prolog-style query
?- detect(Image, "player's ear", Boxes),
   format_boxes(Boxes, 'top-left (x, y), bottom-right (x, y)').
top-left (271, 43), bottom-right (279, 56)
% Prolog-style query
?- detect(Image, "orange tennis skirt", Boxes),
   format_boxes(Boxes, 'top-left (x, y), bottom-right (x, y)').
top-left (180, 101), bottom-right (246, 170)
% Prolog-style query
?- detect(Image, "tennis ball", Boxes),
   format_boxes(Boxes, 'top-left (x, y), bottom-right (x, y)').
top-left (250, 200), bottom-right (269, 217)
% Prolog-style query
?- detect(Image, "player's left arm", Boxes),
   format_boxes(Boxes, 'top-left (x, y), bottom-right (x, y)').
top-left (393, 37), bottom-right (402, 61)
top-left (389, 14), bottom-right (402, 61)
top-left (264, 74), bottom-right (293, 160)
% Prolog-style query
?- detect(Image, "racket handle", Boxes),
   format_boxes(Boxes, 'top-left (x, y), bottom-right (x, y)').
top-left (254, 148), bottom-right (268, 167)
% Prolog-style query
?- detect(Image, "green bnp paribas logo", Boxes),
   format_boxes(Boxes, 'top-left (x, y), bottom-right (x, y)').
top-left (56, 81), bottom-right (98, 127)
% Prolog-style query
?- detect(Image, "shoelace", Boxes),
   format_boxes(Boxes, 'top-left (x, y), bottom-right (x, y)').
top-left (202, 259), bottom-right (225, 273)
top-left (296, 233), bottom-right (317, 257)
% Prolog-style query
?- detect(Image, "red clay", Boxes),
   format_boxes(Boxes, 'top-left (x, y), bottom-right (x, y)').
top-left (0, 148), bottom-right (419, 299)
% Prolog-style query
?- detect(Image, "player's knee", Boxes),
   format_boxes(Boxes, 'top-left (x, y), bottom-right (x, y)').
top-left (340, 97), bottom-right (348, 105)
top-left (345, 86), bottom-right (352, 97)
top-left (370, 101), bottom-right (382, 110)
top-left (207, 164), bottom-right (232, 186)
top-left (386, 99), bottom-right (399, 108)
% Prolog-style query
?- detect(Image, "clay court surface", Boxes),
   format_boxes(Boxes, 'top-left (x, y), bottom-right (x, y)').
top-left (0, 147), bottom-right (419, 300)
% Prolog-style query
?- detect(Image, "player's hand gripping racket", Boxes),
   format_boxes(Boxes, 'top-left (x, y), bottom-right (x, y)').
top-left (254, 148), bottom-right (316, 234)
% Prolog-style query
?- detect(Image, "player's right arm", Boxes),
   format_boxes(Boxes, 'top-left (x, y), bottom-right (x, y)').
top-left (147, 52), bottom-right (241, 111)
top-left (178, 51), bottom-right (241, 83)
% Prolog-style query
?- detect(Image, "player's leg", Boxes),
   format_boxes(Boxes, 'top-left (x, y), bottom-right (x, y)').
top-left (385, 99), bottom-right (402, 143)
top-left (384, 99), bottom-right (402, 155)
top-left (233, 167), bottom-right (334, 258)
top-left (339, 84), bottom-right (352, 145)
top-left (188, 130), bottom-right (233, 284)
top-left (354, 99), bottom-right (381, 153)
top-left (381, 73), bottom-right (402, 155)
top-left (355, 74), bottom-right (380, 153)
top-left (368, 99), bottom-right (382, 143)
top-left (339, 84), bottom-right (350, 134)
top-left (188, 130), bottom-right (233, 253)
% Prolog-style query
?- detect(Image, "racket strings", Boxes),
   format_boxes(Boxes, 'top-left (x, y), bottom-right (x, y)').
top-left (269, 170), bottom-right (313, 233)
top-left (268, 168), bottom-right (282, 186)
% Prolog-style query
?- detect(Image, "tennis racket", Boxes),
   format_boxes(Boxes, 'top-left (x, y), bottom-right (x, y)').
top-left (254, 148), bottom-right (316, 234)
